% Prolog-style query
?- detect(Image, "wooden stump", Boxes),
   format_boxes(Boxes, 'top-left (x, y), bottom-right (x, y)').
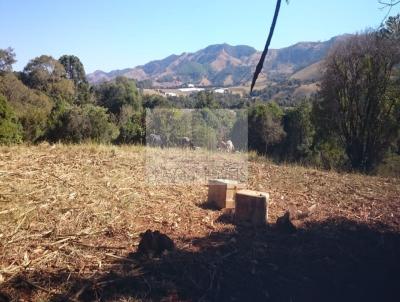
top-left (207, 179), bottom-right (244, 209)
top-left (235, 190), bottom-right (269, 226)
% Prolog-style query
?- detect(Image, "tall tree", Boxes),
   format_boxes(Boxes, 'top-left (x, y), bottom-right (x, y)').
top-left (0, 48), bottom-right (16, 73)
top-left (380, 14), bottom-right (400, 41)
top-left (248, 102), bottom-right (286, 154)
top-left (58, 55), bottom-right (87, 86)
top-left (0, 73), bottom-right (54, 142)
top-left (59, 55), bottom-right (90, 104)
top-left (95, 76), bottom-right (141, 114)
top-left (318, 31), bottom-right (400, 172)
top-left (23, 55), bottom-right (67, 90)
top-left (282, 101), bottom-right (315, 162)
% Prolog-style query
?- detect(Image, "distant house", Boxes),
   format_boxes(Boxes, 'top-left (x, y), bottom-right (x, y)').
top-left (166, 92), bottom-right (177, 97)
top-left (214, 88), bottom-right (228, 94)
top-left (179, 87), bottom-right (205, 93)
top-left (187, 84), bottom-right (195, 88)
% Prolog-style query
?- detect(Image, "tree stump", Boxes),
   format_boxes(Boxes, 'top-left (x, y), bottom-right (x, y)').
top-left (207, 179), bottom-right (244, 209)
top-left (235, 190), bottom-right (269, 226)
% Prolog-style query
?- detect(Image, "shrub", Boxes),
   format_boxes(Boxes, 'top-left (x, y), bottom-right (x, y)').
top-left (0, 94), bottom-right (22, 144)
top-left (49, 104), bottom-right (119, 144)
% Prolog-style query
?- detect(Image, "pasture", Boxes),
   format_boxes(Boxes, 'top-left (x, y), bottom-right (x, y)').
top-left (0, 144), bottom-right (399, 301)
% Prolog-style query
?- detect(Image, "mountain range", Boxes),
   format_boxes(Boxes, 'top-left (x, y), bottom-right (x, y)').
top-left (87, 35), bottom-right (349, 88)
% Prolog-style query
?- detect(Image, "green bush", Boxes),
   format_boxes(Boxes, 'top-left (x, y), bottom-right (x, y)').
top-left (116, 105), bottom-right (145, 144)
top-left (282, 101), bottom-right (315, 162)
top-left (0, 73), bottom-right (53, 142)
top-left (49, 104), bottom-right (119, 143)
top-left (247, 102), bottom-right (286, 155)
top-left (0, 94), bottom-right (22, 144)
top-left (95, 77), bottom-right (141, 115)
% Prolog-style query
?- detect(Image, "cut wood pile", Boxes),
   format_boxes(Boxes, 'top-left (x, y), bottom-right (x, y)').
top-left (0, 144), bottom-right (399, 301)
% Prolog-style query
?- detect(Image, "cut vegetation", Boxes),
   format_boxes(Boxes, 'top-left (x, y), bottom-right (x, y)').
top-left (0, 145), bottom-right (399, 301)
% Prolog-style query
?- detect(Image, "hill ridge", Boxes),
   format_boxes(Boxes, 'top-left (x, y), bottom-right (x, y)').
top-left (87, 35), bottom-right (348, 87)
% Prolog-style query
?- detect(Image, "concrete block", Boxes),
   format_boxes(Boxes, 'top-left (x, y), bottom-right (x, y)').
top-left (207, 179), bottom-right (244, 209)
top-left (235, 190), bottom-right (269, 226)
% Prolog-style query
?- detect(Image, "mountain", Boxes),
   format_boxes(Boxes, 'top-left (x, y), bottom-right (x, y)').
top-left (87, 35), bottom-right (348, 87)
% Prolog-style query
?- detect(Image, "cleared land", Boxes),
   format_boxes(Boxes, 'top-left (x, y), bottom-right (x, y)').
top-left (0, 145), bottom-right (399, 302)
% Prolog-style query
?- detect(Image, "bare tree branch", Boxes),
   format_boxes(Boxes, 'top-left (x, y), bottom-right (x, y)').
top-left (379, 0), bottom-right (400, 24)
top-left (250, 0), bottom-right (283, 94)
top-left (379, 0), bottom-right (400, 7)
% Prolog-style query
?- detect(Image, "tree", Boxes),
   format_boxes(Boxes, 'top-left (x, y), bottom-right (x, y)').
top-left (0, 94), bottom-right (22, 144)
top-left (48, 104), bottom-right (119, 143)
top-left (231, 110), bottom-right (249, 151)
top-left (318, 32), bottom-right (400, 172)
top-left (282, 101), bottom-right (315, 162)
top-left (380, 14), bottom-right (400, 41)
top-left (95, 77), bottom-right (141, 114)
top-left (23, 55), bottom-right (67, 91)
top-left (194, 91), bottom-right (220, 109)
top-left (0, 48), bottom-right (16, 73)
top-left (58, 55), bottom-right (87, 86)
top-left (0, 73), bottom-right (53, 142)
top-left (115, 105), bottom-right (145, 144)
top-left (248, 102), bottom-right (286, 154)
top-left (59, 55), bottom-right (90, 104)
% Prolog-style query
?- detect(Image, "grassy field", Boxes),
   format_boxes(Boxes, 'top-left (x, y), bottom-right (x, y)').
top-left (0, 144), bottom-right (399, 301)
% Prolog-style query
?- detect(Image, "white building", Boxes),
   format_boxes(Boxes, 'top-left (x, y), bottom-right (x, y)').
top-left (214, 88), bottom-right (228, 94)
top-left (178, 87), bottom-right (205, 93)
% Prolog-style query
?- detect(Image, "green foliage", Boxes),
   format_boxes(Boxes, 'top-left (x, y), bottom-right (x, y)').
top-left (282, 101), bottom-right (315, 162)
top-left (59, 55), bottom-right (91, 104)
top-left (146, 108), bottom-right (191, 146)
top-left (380, 14), bottom-right (400, 42)
top-left (248, 102), bottom-right (286, 154)
top-left (192, 123), bottom-right (217, 150)
top-left (231, 110), bottom-right (248, 151)
top-left (0, 43), bottom-right (398, 177)
top-left (23, 55), bottom-right (67, 91)
top-left (0, 47), bottom-right (16, 73)
top-left (192, 109), bottom-right (219, 149)
top-left (0, 73), bottom-right (53, 142)
top-left (45, 99), bottom-right (72, 141)
top-left (0, 94), bottom-right (22, 144)
top-left (95, 77), bottom-right (141, 114)
top-left (313, 138), bottom-right (348, 171)
top-left (48, 104), bottom-right (119, 143)
top-left (375, 152), bottom-right (400, 177)
top-left (115, 105), bottom-right (145, 144)
top-left (59, 55), bottom-right (87, 86)
top-left (143, 94), bottom-right (171, 109)
top-left (318, 32), bottom-right (400, 172)
top-left (194, 91), bottom-right (220, 109)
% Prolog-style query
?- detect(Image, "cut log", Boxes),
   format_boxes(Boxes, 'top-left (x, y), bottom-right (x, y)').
top-left (235, 190), bottom-right (269, 226)
top-left (207, 179), bottom-right (245, 209)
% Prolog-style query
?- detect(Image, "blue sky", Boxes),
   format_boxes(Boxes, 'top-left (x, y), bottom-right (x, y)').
top-left (0, 0), bottom-right (398, 73)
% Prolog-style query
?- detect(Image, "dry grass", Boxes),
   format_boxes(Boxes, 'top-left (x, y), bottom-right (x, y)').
top-left (0, 144), bottom-right (399, 301)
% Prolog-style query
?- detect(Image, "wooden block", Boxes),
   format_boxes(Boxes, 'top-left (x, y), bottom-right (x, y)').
top-left (207, 179), bottom-right (244, 209)
top-left (235, 190), bottom-right (269, 226)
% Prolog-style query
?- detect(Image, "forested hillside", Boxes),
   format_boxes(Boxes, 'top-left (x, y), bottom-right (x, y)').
top-left (0, 16), bottom-right (399, 176)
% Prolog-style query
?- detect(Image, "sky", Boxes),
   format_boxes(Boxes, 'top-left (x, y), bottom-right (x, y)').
top-left (0, 0), bottom-right (399, 73)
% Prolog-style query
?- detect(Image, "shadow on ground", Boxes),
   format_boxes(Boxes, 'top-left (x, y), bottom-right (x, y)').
top-left (2, 218), bottom-right (400, 302)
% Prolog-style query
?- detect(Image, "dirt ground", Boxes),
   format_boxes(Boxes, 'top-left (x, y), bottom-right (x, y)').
top-left (0, 144), bottom-right (399, 302)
